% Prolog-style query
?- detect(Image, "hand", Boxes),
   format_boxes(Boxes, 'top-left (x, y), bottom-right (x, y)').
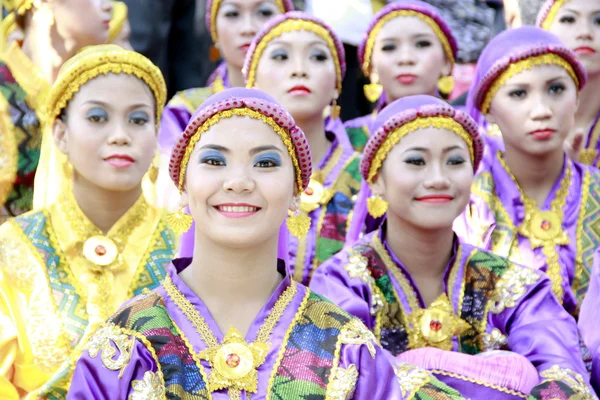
top-left (564, 129), bottom-right (585, 163)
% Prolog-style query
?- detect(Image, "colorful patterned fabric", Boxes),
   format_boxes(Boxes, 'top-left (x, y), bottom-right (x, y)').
top-left (345, 125), bottom-right (370, 153)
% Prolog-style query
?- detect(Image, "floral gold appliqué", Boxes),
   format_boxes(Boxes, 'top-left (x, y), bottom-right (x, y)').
top-left (479, 328), bottom-right (508, 352)
top-left (540, 365), bottom-right (595, 399)
top-left (340, 319), bottom-right (377, 358)
top-left (491, 266), bottom-right (539, 314)
top-left (394, 363), bottom-right (432, 397)
top-left (328, 364), bottom-right (359, 400)
top-left (345, 251), bottom-right (383, 315)
top-left (129, 371), bottom-right (166, 400)
top-left (86, 323), bottom-right (135, 377)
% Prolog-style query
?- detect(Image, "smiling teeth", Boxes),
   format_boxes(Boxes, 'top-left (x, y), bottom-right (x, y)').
top-left (218, 206), bottom-right (259, 213)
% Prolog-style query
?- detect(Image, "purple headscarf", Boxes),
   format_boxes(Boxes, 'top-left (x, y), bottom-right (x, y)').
top-left (466, 26), bottom-right (587, 127)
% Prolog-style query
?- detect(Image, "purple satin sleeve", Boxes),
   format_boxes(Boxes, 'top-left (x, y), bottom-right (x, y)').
top-left (309, 253), bottom-right (375, 331)
top-left (491, 269), bottom-right (590, 388)
top-left (67, 340), bottom-right (157, 399)
top-left (453, 195), bottom-right (495, 250)
top-left (158, 104), bottom-right (192, 154)
top-left (579, 249), bottom-right (600, 393)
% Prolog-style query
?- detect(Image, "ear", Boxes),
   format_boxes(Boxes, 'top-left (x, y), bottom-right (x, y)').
top-left (370, 171), bottom-right (386, 198)
top-left (179, 190), bottom-right (190, 209)
top-left (440, 56), bottom-right (452, 78)
top-left (484, 112), bottom-right (496, 125)
top-left (289, 191), bottom-right (301, 213)
top-left (53, 118), bottom-right (69, 154)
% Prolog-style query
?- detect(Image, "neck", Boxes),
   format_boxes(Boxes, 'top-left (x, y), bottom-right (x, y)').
top-left (296, 115), bottom-right (330, 167)
top-left (187, 233), bottom-right (282, 304)
top-left (71, 175), bottom-right (143, 234)
top-left (226, 64), bottom-right (246, 88)
top-left (384, 215), bottom-right (455, 280)
top-left (576, 72), bottom-right (600, 135)
top-left (503, 146), bottom-right (565, 203)
top-left (21, 19), bottom-right (80, 83)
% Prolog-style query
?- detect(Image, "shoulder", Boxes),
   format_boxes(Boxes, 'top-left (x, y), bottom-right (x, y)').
top-left (107, 289), bottom-right (170, 332)
top-left (1, 209), bottom-right (48, 236)
top-left (167, 86), bottom-right (215, 114)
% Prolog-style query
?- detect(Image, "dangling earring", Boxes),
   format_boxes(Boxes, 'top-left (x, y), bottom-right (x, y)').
top-left (367, 194), bottom-right (388, 218)
top-left (286, 210), bottom-right (311, 238)
top-left (331, 98), bottom-right (341, 120)
top-left (167, 207), bottom-right (193, 235)
top-left (210, 44), bottom-right (221, 62)
top-left (364, 72), bottom-right (383, 103)
top-left (147, 153), bottom-right (160, 183)
top-left (437, 75), bottom-right (455, 96)
top-left (33, 4), bottom-right (55, 26)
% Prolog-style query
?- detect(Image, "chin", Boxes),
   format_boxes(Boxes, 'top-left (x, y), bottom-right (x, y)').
top-left (205, 229), bottom-right (273, 249)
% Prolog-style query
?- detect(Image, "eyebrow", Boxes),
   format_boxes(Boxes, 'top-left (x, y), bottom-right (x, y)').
top-left (269, 39), bottom-right (328, 47)
top-left (380, 33), bottom-right (435, 41)
top-left (505, 75), bottom-right (568, 87)
top-left (250, 145), bottom-right (284, 155)
top-left (403, 145), bottom-right (464, 153)
top-left (82, 100), bottom-right (152, 109)
top-left (199, 144), bottom-right (229, 153)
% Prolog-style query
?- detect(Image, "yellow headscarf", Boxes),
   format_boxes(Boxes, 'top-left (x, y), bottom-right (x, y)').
top-left (2, 0), bottom-right (33, 15)
top-left (34, 44), bottom-right (167, 209)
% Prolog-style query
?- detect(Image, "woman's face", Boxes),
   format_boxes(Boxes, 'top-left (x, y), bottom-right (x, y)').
top-left (549, 0), bottom-right (600, 76)
top-left (215, 0), bottom-right (283, 70)
top-left (372, 127), bottom-right (473, 232)
top-left (254, 29), bottom-right (337, 122)
top-left (371, 16), bottom-right (451, 102)
top-left (183, 115), bottom-right (297, 249)
top-left (487, 64), bottom-right (578, 158)
top-left (51, 0), bottom-right (112, 47)
top-left (53, 73), bottom-right (157, 194)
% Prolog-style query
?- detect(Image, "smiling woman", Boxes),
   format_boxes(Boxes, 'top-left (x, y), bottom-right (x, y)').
top-left (66, 87), bottom-right (467, 400)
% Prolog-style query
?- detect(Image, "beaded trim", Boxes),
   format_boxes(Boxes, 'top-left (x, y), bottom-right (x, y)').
top-left (366, 117), bottom-right (474, 183)
top-left (244, 19), bottom-right (343, 93)
top-left (481, 53), bottom-right (579, 114)
top-left (361, 10), bottom-right (455, 77)
top-left (537, 0), bottom-right (572, 29)
top-left (176, 107), bottom-right (303, 192)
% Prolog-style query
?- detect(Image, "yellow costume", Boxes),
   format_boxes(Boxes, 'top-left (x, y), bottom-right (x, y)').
top-left (0, 44), bottom-right (175, 399)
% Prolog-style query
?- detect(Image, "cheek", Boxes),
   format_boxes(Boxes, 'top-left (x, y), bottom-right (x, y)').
top-left (418, 50), bottom-right (446, 76)
top-left (186, 167), bottom-right (220, 204)
top-left (383, 168), bottom-right (418, 200)
top-left (312, 66), bottom-right (336, 96)
top-left (255, 61), bottom-right (284, 91)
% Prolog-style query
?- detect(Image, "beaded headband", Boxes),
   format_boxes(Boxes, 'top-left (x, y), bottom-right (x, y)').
top-left (169, 93), bottom-right (312, 193)
top-left (44, 44), bottom-right (167, 125)
top-left (206, 0), bottom-right (294, 43)
top-left (537, 0), bottom-right (571, 29)
top-left (360, 103), bottom-right (483, 183)
top-left (474, 47), bottom-right (585, 114)
top-left (243, 12), bottom-right (346, 94)
top-left (2, 0), bottom-right (33, 15)
top-left (359, 2), bottom-right (457, 77)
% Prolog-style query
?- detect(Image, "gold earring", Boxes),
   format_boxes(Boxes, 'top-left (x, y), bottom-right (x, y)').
top-left (286, 210), bottom-right (311, 238)
top-left (147, 153), bottom-right (159, 183)
top-left (364, 73), bottom-right (383, 103)
top-left (167, 207), bottom-right (193, 235)
top-left (331, 98), bottom-right (341, 120)
top-left (367, 195), bottom-right (388, 218)
top-left (210, 45), bottom-right (221, 62)
top-left (437, 75), bottom-right (455, 96)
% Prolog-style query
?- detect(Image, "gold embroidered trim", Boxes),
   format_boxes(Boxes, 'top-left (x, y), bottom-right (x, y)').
top-left (340, 318), bottom-right (377, 358)
top-left (246, 19), bottom-right (343, 93)
top-left (574, 170), bottom-right (591, 302)
top-left (479, 328), bottom-right (508, 351)
top-left (431, 369), bottom-right (528, 398)
top-left (394, 363), bottom-right (432, 399)
top-left (481, 54), bottom-right (579, 114)
top-left (178, 108), bottom-right (302, 192)
top-left (344, 250), bottom-right (385, 318)
top-left (2, 41), bottom-right (50, 110)
top-left (540, 0), bottom-right (572, 30)
top-left (327, 364), bottom-right (359, 400)
top-left (491, 264), bottom-right (539, 314)
top-left (498, 153), bottom-right (570, 302)
top-left (367, 117), bottom-right (474, 183)
top-left (129, 371), bottom-right (166, 400)
top-left (540, 365), bottom-right (594, 398)
top-left (265, 288), bottom-right (311, 399)
top-left (362, 10), bottom-right (455, 76)
top-left (85, 323), bottom-right (135, 378)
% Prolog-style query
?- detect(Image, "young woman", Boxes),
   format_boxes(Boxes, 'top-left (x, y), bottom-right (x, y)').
top-left (66, 87), bottom-right (465, 400)
top-left (537, 0), bottom-right (600, 166)
top-left (0, 44), bottom-right (176, 398)
top-left (344, 0), bottom-right (457, 152)
top-left (457, 26), bottom-right (600, 318)
top-left (0, 0), bottom-right (114, 220)
top-left (238, 12), bottom-right (361, 284)
top-left (310, 94), bottom-right (594, 398)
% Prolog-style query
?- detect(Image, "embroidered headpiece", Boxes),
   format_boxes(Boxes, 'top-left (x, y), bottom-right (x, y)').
top-left (536, 0), bottom-right (572, 29)
top-left (2, 0), bottom-right (33, 15)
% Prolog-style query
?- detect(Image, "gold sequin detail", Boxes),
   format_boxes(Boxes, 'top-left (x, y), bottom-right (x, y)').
top-left (327, 364), bottom-right (359, 400)
top-left (540, 0), bottom-right (572, 30)
top-left (481, 54), bottom-right (578, 114)
top-left (344, 250), bottom-right (385, 315)
top-left (86, 323), bottom-right (135, 378)
top-left (245, 19), bottom-right (343, 93)
top-left (394, 363), bottom-right (432, 398)
top-left (368, 117), bottom-right (474, 183)
top-left (129, 371), bottom-right (166, 400)
top-left (362, 10), bottom-right (455, 76)
top-left (340, 319), bottom-right (377, 358)
top-left (178, 108), bottom-right (303, 193)
top-left (491, 264), bottom-right (540, 314)
top-left (540, 365), bottom-right (595, 399)
top-left (479, 328), bottom-right (508, 351)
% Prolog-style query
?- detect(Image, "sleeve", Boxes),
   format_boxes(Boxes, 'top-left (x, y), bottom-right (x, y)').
top-left (309, 254), bottom-right (376, 331)
top-left (492, 268), bottom-right (595, 397)
top-left (0, 269), bottom-right (19, 400)
top-left (579, 249), bottom-right (600, 394)
top-left (67, 325), bottom-right (162, 400)
top-left (452, 196), bottom-right (496, 250)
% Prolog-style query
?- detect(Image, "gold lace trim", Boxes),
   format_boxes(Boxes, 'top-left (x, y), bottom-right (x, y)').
top-left (327, 364), bottom-right (359, 400)
top-left (490, 264), bottom-right (540, 313)
top-left (245, 19), bottom-right (343, 93)
top-left (129, 371), bottom-right (166, 400)
top-left (362, 9), bottom-right (455, 76)
top-left (432, 369), bottom-right (528, 398)
top-left (394, 363), bottom-right (432, 398)
top-left (178, 107), bottom-right (302, 192)
top-left (367, 117), bottom-right (474, 183)
top-left (85, 323), bottom-right (135, 378)
top-left (540, 365), bottom-right (595, 398)
top-left (574, 170), bottom-right (591, 301)
top-left (540, 0), bottom-right (571, 30)
top-left (481, 53), bottom-right (578, 114)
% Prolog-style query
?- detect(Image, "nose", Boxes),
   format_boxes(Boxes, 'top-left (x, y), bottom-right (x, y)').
top-left (529, 92), bottom-right (553, 122)
top-left (423, 163), bottom-right (451, 190)
top-left (107, 121), bottom-right (132, 146)
top-left (291, 54), bottom-right (309, 79)
top-left (240, 12), bottom-right (259, 37)
top-left (223, 166), bottom-right (256, 194)
top-left (396, 43), bottom-right (416, 66)
top-left (576, 19), bottom-right (594, 41)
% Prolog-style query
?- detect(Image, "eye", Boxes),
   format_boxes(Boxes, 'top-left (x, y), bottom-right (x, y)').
top-left (254, 153), bottom-right (282, 168)
top-left (548, 82), bottom-right (566, 95)
top-left (270, 48), bottom-right (288, 61)
top-left (310, 49), bottom-right (328, 62)
top-left (508, 88), bottom-right (527, 99)
top-left (447, 155), bottom-right (466, 165)
top-left (222, 6), bottom-right (239, 18)
top-left (257, 5), bottom-right (275, 17)
top-left (381, 42), bottom-right (396, 52)
top-left (404, 155), bottom-right (425, 166)
top-left (558, 15), bottom-right (576, 24)
top-left (129, 111), bottom-right (150, 125)
top-left (594, 14), bottom-right (600, 25)
top-left (199, 151), bottom-right (226, 166)
top-left (86, 107), bottom-right (108, 123)
top-left (415, 40), bottom-right (432, 49)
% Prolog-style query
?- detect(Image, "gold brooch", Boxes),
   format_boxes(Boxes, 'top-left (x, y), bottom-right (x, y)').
top-left (407, 294), bottom-right (471, 350)
top-left (300, 173), bottom-right (332, 214)
top-left (199, 327), bottom-right (269, 394)
top-left (83, 236), bottom-right (118, 268)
